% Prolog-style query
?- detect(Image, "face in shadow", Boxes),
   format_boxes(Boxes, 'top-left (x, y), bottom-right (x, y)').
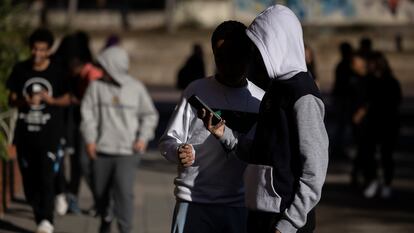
top-left (248, 46), bottom-right (271, 90)
top-left (213, 38), bottom-right (251, 87)
top-left (352, 56), bottom-right (367, 77)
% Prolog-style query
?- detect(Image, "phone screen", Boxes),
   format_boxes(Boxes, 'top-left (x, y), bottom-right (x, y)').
top-left (188, 95), bottom-right (222, 125)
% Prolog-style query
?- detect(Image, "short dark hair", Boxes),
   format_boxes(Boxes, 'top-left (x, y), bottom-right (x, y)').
top-left (359, 37), bottom-right (372, 51)
top-left (367, 51), bottom-right (393, 77)
top-left (211, 21), bottom-right (249, 52)
top-left (352, 51), bottom-right (367, 61)
top-left (29, 28), bottom-right (54, 48)
top-left (339, 42), bottom-right (353, 57)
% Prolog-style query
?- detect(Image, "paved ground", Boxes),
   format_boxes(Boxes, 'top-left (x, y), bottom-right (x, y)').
top-left (0, 151), bottom-right (175, 233)
top-left (1, 148), bottom-right (414, 233)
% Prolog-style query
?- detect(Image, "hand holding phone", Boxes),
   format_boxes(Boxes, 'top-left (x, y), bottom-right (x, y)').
top-left (188, 95), bottom-right (226, 138)
top-left (188, 95), bottom-right (221, 125)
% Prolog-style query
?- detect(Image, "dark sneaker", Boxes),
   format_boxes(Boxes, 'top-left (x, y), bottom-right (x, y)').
top-left (99, 219), bottom-right (112, 233)
top-left (67, 195), bottom-right (81, 215)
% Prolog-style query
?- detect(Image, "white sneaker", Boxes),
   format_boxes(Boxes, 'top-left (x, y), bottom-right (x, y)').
top-left (55, 193), bottom-right (68, 216)
top-left (36, 220), bottom-right (54, 233)
top-left (381, 186), bottom-right (392, 199)
top-left (363, 180), bottom-right (379, 199)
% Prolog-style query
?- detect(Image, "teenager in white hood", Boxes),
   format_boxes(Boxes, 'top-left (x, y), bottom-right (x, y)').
top-left (81, 46), bottom-right (158, 233)
top-left (199, 5), bottom-right (329, 233)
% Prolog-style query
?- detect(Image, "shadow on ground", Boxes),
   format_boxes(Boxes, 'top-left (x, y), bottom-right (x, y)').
top-left (4, 206), bottom-right (33, 221)
top-left (138, 157), bottom-right (176, 174)
top-left (320, 182), bottom-right (414, 223)
top-left (0, 220), bottom-right (33, 233)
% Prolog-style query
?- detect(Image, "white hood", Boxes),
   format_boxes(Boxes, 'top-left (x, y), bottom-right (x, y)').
top-left (97, 46), bottom-right (134, 85)
top-left (246, 5), bottom-right (307, 80)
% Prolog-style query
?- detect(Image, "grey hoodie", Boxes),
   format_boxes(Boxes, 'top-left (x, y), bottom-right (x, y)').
top-left (81, 46), bottom-right (159, 155)
top-left (218, 5), bottom-right (329, 233)
top-left (246, 4), bottom-right (307, 80)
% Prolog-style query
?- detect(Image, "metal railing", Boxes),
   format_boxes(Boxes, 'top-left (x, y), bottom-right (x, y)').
top-left (0, 109), bottom-right (17, 153)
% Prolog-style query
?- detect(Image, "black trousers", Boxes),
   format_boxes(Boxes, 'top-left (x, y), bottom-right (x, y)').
top-left (17, 144), bottom-right (57, 224)
top-left (247, 209), bottom-right (315, 233)
top-left (68, 128), bottom-right (83, 195)
top-left (361, 129), bottom-right (398, 185)
top-left (172, 201), bottom-right (248, 233)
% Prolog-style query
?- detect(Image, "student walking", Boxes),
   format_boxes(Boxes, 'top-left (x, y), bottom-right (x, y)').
top-left (81, 46), bottom-right (159, 233)
top-left (7, 28), bottom-right (71, 233)
top-left (331, 42), bottom-right (354, 159)
top-left (348, 52), bottom-right (372, 190)
top-left (361, 52), bottom-right (402, 199)
top-left (54, 31), bottom-right (103, 214)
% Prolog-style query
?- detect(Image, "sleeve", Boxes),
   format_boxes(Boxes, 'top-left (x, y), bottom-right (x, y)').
top-left (6, 64), bottom-right (20, 93)
top-left (349, 80), bottom-right (366, 115)
top-left (80, 82), bottom-right (99, 144)
top-left (60, 76), bottom-right (71, 96)
top-left (218, 126), bottom-right (240, 151)
top-left (275, 95), bottom-right (329, 233)
top-left (332, 65), bottom-right (342, 97)
top-left (158, 93), bottom-right (194, 164)
top-left (54, 65), bottom-right (71, 97)
top-left (393, 77), bottom-right (402, 106)
top-left (136, 85), bottom-right (159, 143)
top-left (219, 125), bottom-right (255, 162)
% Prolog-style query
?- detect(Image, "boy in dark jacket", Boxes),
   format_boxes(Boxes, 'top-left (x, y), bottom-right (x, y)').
top-left (199, 5), bottom-right (329, 233)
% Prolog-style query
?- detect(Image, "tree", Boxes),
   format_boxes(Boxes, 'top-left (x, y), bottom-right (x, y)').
top-left (0, 0), bottom-right (30, 160)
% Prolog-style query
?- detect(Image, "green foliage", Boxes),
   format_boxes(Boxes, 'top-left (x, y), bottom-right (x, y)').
top-left (0, 0), bottom-right (30, 160)
top-left (0, 132), bottom-right (7, 160)
top-left (0, 0), bottom-right (30, 110)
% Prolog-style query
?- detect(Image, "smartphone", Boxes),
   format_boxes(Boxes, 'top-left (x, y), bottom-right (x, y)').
top-left (188, 94), bottom-right (222, 125)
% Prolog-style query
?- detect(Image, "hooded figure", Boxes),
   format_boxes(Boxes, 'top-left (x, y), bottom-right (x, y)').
top-left (200, 5), bottom-right (329, 233)
top-left (81, 46), bottom-right (158, 233)
top-left (81, 46), bottom-right (159, 155)
top-left (246, 5), bottom-right (307, 81)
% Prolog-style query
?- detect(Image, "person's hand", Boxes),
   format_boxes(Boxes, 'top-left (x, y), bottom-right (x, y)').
top-left (86, 143), bottom-right (97, 160)
top-left (40, 91), bottom-right (55, 105)
top-left (275, 230), bottom-right (281, 233)
top-left (353, 107), bottom-right (367, 125)
top-left (71, 95), bottom-right (80, 105)
top-left (25, 94), bottom-right (42, 106)
top-left (197, 109), bottom-right (226, 139)
top-left (133, 139), bottom-right (147, 154)
top-left (178, 144), bottom-right (195, 167)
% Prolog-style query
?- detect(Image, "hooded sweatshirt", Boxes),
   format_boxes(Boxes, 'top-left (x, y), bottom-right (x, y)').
top-left (81, 46), bottom-right (159, 155)
top-left (159, 76), bottom-right (264, 206)
top-left (219, 5), bottom-right (329, 233)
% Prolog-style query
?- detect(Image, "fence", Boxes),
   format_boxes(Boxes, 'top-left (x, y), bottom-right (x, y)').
top-left (0, 109), bottom-right (20, 218)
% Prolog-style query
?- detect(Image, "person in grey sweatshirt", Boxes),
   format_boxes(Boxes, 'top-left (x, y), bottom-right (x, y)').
top-left (81, 46), bottom-right (159, 233)
top-left (159, 21), bottom-right (264, 233)
top-left (199, 5), bottom-right (329, 233)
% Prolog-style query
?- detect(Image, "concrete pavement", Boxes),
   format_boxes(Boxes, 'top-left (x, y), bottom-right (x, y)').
top-left (0, 151), bottom-right (176, 233)
top-left (1, 148), bottom-right (414, 233)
